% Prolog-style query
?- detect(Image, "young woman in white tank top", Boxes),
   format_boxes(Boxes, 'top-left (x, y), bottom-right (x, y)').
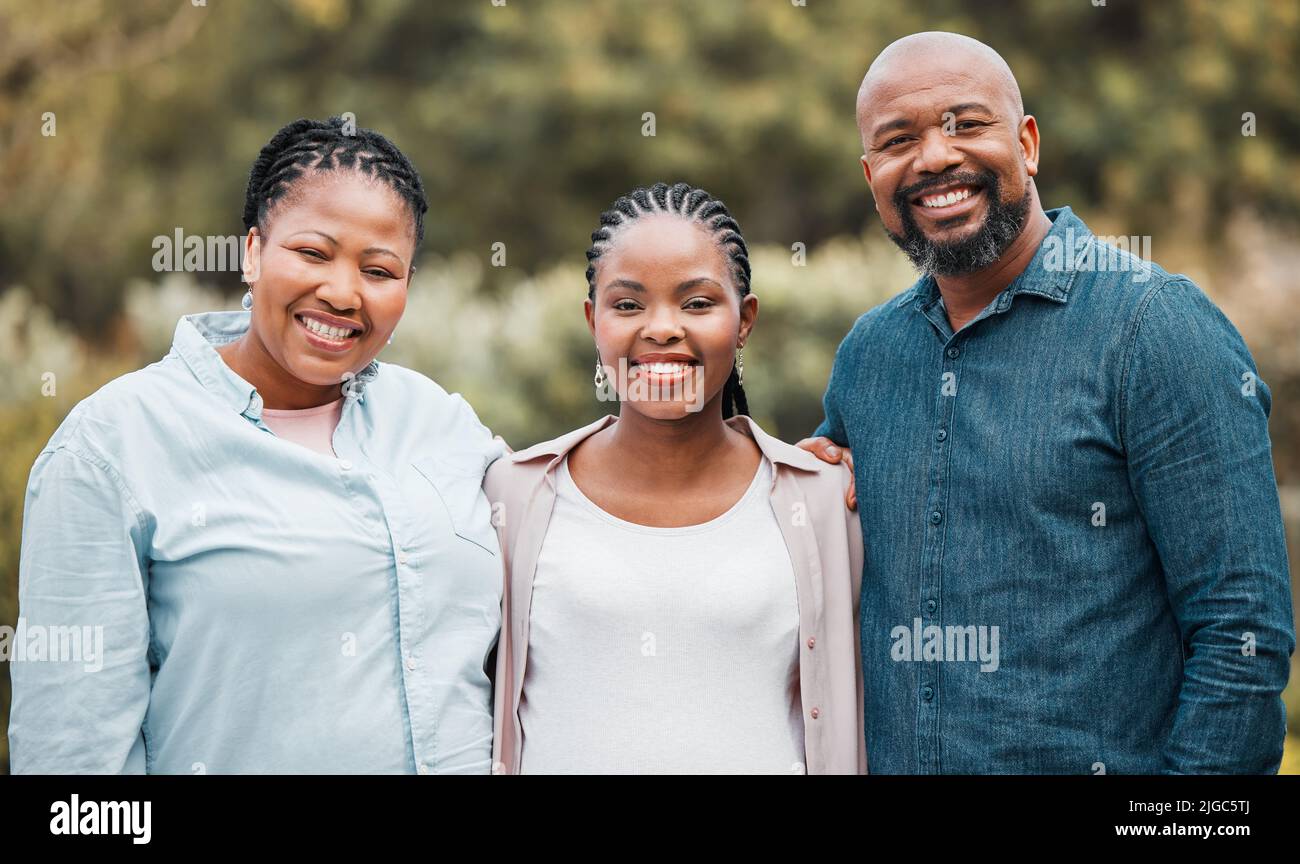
top-left (486, 183), bottom-right (865, 775)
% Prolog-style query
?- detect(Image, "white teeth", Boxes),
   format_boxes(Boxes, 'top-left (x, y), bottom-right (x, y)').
top-left (301, 316), bottom-right (356, 339)
top-left (921, 187), bottom-right (973, 208)
top-left (640, 362), bottom-right (689, 374)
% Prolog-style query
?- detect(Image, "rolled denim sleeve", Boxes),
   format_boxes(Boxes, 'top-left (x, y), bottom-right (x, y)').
top-left (1121, 278), bottom-right (1295, 774)
top-left (9, 446), bottom-right (152, 774)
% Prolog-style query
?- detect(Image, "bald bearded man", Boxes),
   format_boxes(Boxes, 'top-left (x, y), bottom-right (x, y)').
top-left (799, 32), bottom-right (1293, 774)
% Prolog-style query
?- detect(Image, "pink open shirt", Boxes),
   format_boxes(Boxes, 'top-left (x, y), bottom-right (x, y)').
top-left (484, 414), bottom-right (867, 774)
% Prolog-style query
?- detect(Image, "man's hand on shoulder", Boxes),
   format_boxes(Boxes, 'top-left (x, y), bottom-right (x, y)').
top-left (795, 436), bottom-right (856, 511)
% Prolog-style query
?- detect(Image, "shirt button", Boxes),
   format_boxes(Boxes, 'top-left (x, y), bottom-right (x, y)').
top-left (936, 429), bottom-right (947, 442)
top-left (806, 637), bottom-right (816, 649)
top-left (923, 686), bottom-right (934, 701)
top-left (946, 346), bottom-right (960, 359)
top-left (418, 764), bottom-right (429, 775)
top-left (925, 599), bottom-right (937, 614)
top-left (929, 510), bottom-right (943, 524)
top-left (405, 656), bottom-right (416, 671)
top-left (398, 551), bottom-right (409, 565)
top-left (339, 459), bottom-right (353, 471)
top-left (810, 707), bottom-right (821, 720)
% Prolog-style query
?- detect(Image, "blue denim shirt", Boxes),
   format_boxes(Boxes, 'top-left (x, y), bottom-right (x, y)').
top-left (816, 207), bottom-right (1294, 774)
top-left (9, 311), bottom-right (505, 774)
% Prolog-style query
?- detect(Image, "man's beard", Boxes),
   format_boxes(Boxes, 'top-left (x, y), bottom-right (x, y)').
top-left (884, 170), bottom-right (1032, 277)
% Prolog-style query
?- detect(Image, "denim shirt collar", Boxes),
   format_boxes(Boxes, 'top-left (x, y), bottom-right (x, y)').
top-left (172, 310), bottom-right (380, 419)
top-left (902, 205), bottom-right (1092, 314)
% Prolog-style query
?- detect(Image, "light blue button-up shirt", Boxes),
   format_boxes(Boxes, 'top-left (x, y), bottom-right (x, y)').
top-left (9, 311), bottom-right (505, 774)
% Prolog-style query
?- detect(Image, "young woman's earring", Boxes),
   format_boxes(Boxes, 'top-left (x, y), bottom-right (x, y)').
top-left (736, 348), bottom-right (744, 385)
top-left (241, 288), bottom-right (253, 311)
top-left (593, 357), bottom-right (607, 390)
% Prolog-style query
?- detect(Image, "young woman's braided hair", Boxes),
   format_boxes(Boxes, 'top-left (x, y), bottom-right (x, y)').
top-left (242, 117), bottom-right (428, 251)
top-left (584, 182), bottom-right (751, 419)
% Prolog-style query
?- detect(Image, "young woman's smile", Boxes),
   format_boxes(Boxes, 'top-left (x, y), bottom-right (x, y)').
top-left (628, 351), bottom-right (701, 386)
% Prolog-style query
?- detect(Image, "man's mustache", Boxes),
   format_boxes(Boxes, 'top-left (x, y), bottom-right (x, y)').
top-left (893, 170), bottom-right (993, 208)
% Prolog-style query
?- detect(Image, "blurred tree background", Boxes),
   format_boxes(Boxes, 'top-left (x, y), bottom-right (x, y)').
top-left (1, 0), bottom-right (1297, 773)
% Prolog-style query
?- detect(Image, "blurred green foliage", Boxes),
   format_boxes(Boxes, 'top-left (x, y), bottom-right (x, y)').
top-left (1, 0), bottom-right (1297, 773)
top-left (3, 0), bottom-right (1298, 330)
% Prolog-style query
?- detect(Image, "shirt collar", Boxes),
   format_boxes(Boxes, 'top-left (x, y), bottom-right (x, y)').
top-left (171, 310), bottom-right (380, 418)
top-left (509, 413), bottom-right (824, 474)
top-left (899, 205), bottom-right (1092, 311)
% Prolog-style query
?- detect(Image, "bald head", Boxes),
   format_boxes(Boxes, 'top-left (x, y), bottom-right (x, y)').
top-left (857, 32), bottom-right (1023, 144)
top-left (852, 32), bottom-right (1046, 279)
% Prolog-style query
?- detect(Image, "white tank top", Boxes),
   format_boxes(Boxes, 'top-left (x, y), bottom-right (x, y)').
top-left (518, 454), bottom-right (804, 774)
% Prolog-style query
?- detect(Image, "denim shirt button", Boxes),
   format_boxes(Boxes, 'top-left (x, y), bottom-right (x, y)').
top-left (929, 510), bottom-right (943, 524)
top-left (923, 686), bottom-right (934, 701)
top-left (936, 429), bottom-right (947, 442)
top-left (925, 599), bottom-right (937, 613)
top-left (946, 346), bottom-right (960, 359)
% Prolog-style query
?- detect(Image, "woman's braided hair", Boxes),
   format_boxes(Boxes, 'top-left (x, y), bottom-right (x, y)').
top-left (242, 117), bottom-right (428, 248)
top-left (584, 182), bottom-right (751, 419)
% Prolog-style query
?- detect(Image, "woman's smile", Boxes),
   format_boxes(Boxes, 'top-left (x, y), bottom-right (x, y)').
top-left (294, 310), bottom-right (364, 353)
top-left (628, 351), bottom-right (700, 385)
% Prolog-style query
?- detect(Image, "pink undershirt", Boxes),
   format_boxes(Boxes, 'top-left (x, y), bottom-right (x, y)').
top-left (260, 397), bottom-right (344, 457)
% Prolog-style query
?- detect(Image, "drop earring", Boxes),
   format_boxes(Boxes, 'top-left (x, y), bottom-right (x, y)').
top-left (736, 348), bottom-right (744, 385)
top-left (593, 357), bottom-right (607, 390)
top-left (241, 289), bottom-right (253, 311)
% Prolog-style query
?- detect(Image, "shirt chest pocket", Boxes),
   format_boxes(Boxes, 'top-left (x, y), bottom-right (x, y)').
top-left (412, 456), bottom-right (499, 557)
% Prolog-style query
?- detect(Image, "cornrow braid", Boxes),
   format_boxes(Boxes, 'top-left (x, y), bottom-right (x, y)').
top-left (585, 182), bottom-right (751, 419)
top-left (242, 116), bottom-right (428, 245)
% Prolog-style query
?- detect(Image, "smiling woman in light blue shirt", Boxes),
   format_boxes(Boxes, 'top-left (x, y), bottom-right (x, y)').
top-left (9, 118), bottom-right (504, 774)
